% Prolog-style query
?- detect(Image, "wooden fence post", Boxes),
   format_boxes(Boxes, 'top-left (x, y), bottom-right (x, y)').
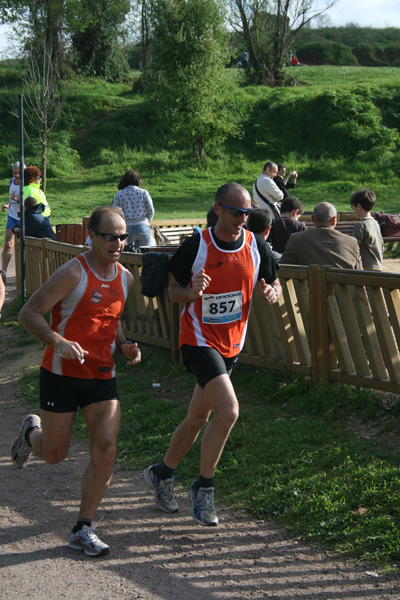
top-left (309, 265), bottom-right (330, 381)
top-left (169, 297), bottom-right (181, 363)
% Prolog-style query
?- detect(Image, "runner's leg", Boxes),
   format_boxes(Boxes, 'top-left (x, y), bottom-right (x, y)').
top-left (199, 374), bottom-right (239, 478)
top-left (29, 409), bottom-right (75, 463)
top-left (163, 383), bottom-right (211, 469)
top-left (2, 229), bottom-right (15, 272)
top-left (78, 399), bottom-right (120, 520)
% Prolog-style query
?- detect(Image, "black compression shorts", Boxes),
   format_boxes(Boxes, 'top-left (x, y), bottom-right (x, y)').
top-left (180, 345), bottom-right (239, 389)
top-left (39, 367), bottom-right (119, 413)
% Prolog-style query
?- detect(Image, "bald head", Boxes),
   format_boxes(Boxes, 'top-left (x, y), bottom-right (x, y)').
top-left (312, 202), bottom-right (337, 227)
top-left (215, 182), bottom-right (251, 207)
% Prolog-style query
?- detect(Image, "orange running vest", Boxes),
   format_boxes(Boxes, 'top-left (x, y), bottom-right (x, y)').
top-left (41, 254), bottom-right (128, 379)
top-left (179, 228), bottom-right (260, 357)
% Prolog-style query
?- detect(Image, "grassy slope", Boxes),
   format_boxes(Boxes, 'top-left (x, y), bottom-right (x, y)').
top-left (1, 66), bottom-right (400, 225)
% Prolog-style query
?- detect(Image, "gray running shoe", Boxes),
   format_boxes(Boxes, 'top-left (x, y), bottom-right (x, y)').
top-left (11, 414), bottom-right (41, 469)
top-left (189, 486), bottom-right (219, 526)
top-left (69, 524), bottom-right (110, 557)
top-left (144, 465), bottom-right (179, 513)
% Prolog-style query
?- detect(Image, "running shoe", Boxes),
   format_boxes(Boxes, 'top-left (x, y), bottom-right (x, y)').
top-left (189, 486), bottom-right (219, 526)
top-left (69, 524), bottom-right (110, 557)
top-left (144, 465), bottom-right (179, 513)
top-left (10, 414), bottom-right (41, 469)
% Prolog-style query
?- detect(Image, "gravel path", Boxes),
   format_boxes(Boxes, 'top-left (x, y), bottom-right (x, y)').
top-left (1, 249), bottom-right (400, 599)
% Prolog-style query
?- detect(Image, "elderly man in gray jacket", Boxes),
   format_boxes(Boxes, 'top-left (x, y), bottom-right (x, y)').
top-left (280, 202), bottom-right (362, 269)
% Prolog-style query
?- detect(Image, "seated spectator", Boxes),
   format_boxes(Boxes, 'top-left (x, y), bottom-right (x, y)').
top-left (280, 202), bottom-right (362, 269)
top-left (350, 188), bottom-right (384, 271)
top-left (12, 196), bottom-right (55, 240)
top-left (206, 206), bottom-right (218, 228)
top-left (24, 166), bottom-right (51, 220)
top-left (274, 164), bottom-right (298, 198)
top-left (269, 197), bottom-right (306, 259)
top-left (246, 208), bottom-right (272, 241)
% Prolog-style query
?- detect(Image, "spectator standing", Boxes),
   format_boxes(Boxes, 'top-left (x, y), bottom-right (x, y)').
top-left (11, 206), bottom-right (141, 556)
top-left (112, 170), bottom-right (154, 248)
top-left (350, 188), bottom-right (384, 271)
top-left (144, 182), bottom-right (281, 527)
top-left (274, 164), bottom-right (298, 198)
top-left (1, 161), bottom-right (22, 282)
top-left (24, 166), bottom-right (51, 219)
top-left (12, 196), bottom-right (55, 240)
top-left (280, 202), bottom-right (362, 269)
top-left (269, 197), bottom-right (306, 259)
top-left (253, 161), bottom-right (283, 219)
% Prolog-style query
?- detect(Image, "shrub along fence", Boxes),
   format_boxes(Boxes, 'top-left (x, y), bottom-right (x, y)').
top-left (15, 236), bottom-right (400, 394)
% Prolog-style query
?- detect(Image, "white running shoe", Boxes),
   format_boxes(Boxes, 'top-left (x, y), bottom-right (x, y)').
top-left (144, 465), bottom-right (179, 513)
top-left (11, 414), bottom-right (41, 469)
top-left (69, 524), bottom-right (110, 557)
top-left (189, 486), bottom-right (219, 526)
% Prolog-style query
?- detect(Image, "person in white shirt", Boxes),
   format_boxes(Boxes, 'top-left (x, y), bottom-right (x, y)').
top-left (1, 161), bottom-right (22, 282)
top-left (253, 161), bottom-right (283, 220)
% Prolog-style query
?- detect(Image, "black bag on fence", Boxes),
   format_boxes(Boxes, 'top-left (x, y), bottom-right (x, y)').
top-left (375, 213), bottom-right (400, 237)
top-left (141, 252), bottom-right (169, 298)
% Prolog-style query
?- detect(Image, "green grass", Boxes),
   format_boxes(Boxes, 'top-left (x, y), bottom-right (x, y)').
top-left (1, 66), bottom-right (400, 225)
top-left (291, 65), bottom-right (400, 88)
top-left (4, 296), bottom-right (400, 569)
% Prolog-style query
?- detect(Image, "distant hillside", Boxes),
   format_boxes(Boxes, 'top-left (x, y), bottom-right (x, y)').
top-left (295, 27), bottom-right (400, 67)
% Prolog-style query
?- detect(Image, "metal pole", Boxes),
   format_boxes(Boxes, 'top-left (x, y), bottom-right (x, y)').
top-left (18, 94), bottom-right (25, 303)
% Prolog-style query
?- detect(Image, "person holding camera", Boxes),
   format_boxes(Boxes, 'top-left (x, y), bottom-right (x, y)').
top-left (274, 164), bottom-right (298, 198)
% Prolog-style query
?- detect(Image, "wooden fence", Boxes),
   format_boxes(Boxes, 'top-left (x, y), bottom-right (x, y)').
top-left (15, 236), bottom-right (400, 394)
top-left (55, 215), bottom-right (400, 251)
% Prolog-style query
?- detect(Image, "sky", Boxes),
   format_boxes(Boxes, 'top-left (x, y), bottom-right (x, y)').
top-left (322, 0), bottom-right (400, 28)
top-left (1, 1), bottom-right (400, 57)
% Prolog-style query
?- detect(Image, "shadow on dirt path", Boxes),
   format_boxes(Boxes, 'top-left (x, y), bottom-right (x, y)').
top-left (1, 249), bottom-right (399, 599)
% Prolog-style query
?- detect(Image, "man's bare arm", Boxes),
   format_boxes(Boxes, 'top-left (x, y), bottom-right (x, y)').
top-left (18, 260), bottom-right (86, 360)
top-left (168, 269), bottom-right (211, 304)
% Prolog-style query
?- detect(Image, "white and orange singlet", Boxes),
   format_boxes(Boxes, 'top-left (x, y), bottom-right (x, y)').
top-left (41, 254), bottom-right (129, 379)
top-left (179, 228), bottom-right (260, 358)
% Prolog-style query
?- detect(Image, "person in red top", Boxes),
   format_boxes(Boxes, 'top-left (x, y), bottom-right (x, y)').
top-left (144, 182), bottom-right (282, 526)
top-left (11, 206), bottom-right (141, 557)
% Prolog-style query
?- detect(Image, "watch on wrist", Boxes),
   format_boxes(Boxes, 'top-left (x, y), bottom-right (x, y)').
top-left (118, 340), bottom-right (134, 353)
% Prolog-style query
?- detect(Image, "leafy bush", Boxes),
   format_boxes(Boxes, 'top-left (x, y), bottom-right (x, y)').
top-left (297, 42), bottom-right (357, 66)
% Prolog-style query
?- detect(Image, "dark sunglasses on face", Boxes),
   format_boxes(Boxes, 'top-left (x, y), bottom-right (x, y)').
top-left (93, 231), bottom-right (129, 242)
top-left (218, 202), bottom-right (252, 217)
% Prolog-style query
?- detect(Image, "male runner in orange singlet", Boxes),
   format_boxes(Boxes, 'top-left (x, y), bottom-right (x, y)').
top-left (11, 205), bottom-right (141, 556)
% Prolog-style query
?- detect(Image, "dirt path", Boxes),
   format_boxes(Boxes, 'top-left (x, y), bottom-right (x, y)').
top-left (1, 250), bottom-right (400, 599)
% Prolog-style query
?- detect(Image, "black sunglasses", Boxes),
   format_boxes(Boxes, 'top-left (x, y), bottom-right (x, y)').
top-left (218, 202), bottom-right (252, 217)
top-left (93, 230), bottom-right (129, 242)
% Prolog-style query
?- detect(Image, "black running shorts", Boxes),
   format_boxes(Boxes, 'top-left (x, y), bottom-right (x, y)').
top-left (180, 345), bottom-right (239, 389)
top-left (39, 367), bottom-right (119, 413)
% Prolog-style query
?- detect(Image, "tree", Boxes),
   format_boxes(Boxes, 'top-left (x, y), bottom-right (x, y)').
top-left (0, 0), bottom-right (130, 81)
top-left (147, 0), bottom-right (239, 162)
top-left (0, 0), bottom-right (77, 76)
top-left (70, 0), bottom-right (130, 81)
top-left (229, 0), bottom-right (337, 85)
top-left (20, 40), bottom-right (66, 192)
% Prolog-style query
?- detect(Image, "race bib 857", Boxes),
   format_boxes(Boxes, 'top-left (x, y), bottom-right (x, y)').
top-left (202, 291), bottom-right (243, 324)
